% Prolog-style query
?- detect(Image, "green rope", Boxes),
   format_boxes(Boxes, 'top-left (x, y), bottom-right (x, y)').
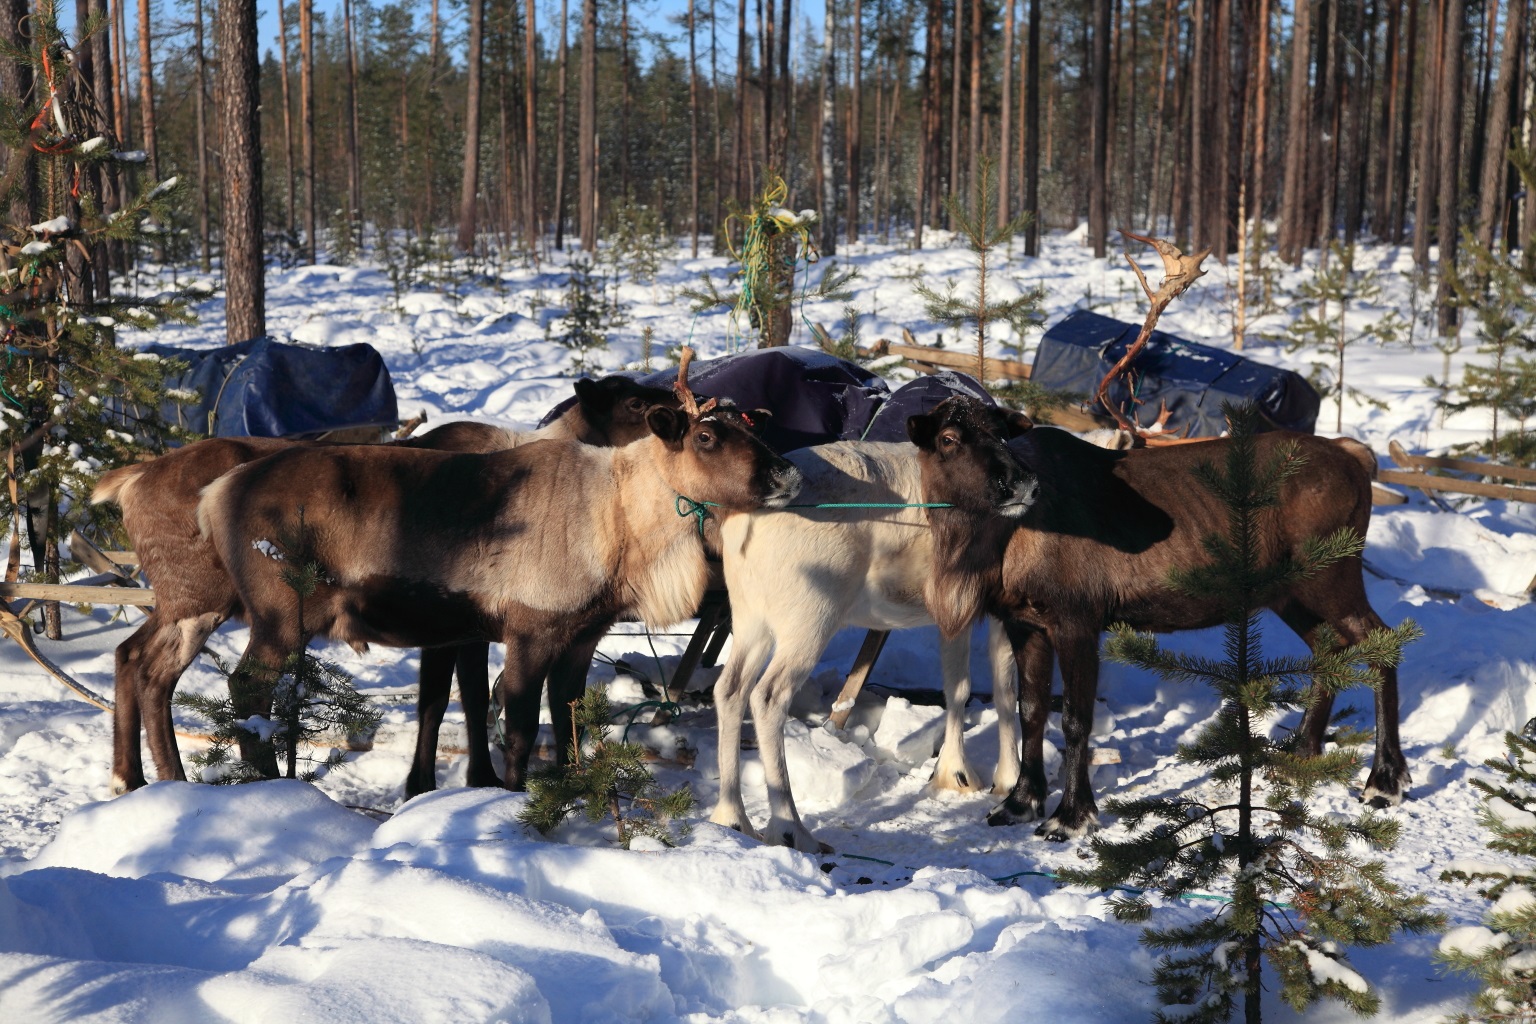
top-left (675, 496), bottom-right (721, 537)
top-left (833, 854), bottom-right (1292, 909)
top-left (613, 698), bottom-right (682, 744)
top-left (785, 501), bottom-right (954, 510)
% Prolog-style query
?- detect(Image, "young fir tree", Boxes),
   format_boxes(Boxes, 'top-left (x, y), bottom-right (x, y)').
top-left (1, 1), bottom-right (194, 635)
top-left (1058, 404), bottom-right (1437, 1024)
top-left (1443, 234), bottom-right (1536, 466)
top-left (1438, 730), bottom-right (1536, 1024)
top-left (681, 173), bottom-right (854, 349)
top-left (913, 158), bottom-right (1044, 389)
top-left (1285, 241), bottom-right (1407, 434)
top-left (175, 510), bottom-right (380, 783)
top-left (519, 686), bottom-right (694, 849)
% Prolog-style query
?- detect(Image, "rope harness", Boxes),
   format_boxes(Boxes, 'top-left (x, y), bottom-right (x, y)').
top-left (675, 496), bottom-right (955, 537)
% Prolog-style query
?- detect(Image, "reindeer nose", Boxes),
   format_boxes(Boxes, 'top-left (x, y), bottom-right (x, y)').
top-left (766, 464), bottom-right (803, 506)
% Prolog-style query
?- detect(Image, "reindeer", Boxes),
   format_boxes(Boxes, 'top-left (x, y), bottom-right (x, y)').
top-left (94, 374), bottom-right (677, 795)
top-left (711, 441), bottom-right (1018, 854)
top-left (195, 352), bottom-right (801, 786)
top-left (907, 396), bottom-right (1408, 840)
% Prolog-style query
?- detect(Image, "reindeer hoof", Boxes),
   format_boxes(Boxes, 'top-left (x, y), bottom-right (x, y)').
top-left (766, 820), bottom-right (827, 854)
top-left (1361, 767), bottom-right (1410, 808)
top-left (708, 807), bottom-right (764, 842)
top-left (986, 797), bottom-right (1045, 827)
top-left (928, 761), bottom-right (984, 794)
top-left (110, 773), bottom-right (139, 797)
top-left (1034, 811), bottom-right (1100, 842)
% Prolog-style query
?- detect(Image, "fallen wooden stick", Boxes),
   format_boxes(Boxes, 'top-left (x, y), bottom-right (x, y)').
top-left (1388, 440), bottom-right (1536, 485)
top-left (0, 581), bottom-right (156, 606)
top-left (888, 342), bottom-right (1032, 380)
top-left (1375, 469), bottom-right (1536, 503)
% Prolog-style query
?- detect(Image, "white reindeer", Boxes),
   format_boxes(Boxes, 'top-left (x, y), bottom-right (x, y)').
top-left (709, 441), bottom-right (1020, 854)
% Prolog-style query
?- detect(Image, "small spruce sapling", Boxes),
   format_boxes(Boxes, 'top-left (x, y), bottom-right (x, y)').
top-left (1443, 233), bottom-right (1536, 465)
top-left (559, 255), bottom-right (624, 375)
top-left (913, 159), bottom-right (1045, 388)
top-left (175, 510), bottom-right (380, 783)
top-left (1439, 730), bottom-right (1536, 1024)
top-left (1285, 242), bottom-right (1406, 434)
top-left (519, 686), bottom-right (694, 848)
top-left (1058, 404), bottom-right (1436, 1024)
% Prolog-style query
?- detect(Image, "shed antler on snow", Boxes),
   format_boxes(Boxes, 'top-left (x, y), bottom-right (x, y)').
top-left (1093, 231), bottom-right (1211, 443)
top-left (673, 346), bottom-right (718, 418)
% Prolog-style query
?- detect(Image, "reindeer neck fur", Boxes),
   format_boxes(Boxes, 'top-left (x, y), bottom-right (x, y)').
top-left (926, 505), bottom-right (1013, 637)
top-left (605, 437), bottom-right (712, 629)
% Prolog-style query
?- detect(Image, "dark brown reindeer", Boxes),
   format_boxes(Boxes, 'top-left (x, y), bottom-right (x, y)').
top-left (195, 351), bottom-right (801, 787)
top-left (907, 396), bottom-right (1408, 841)
top-left (94, 374), bottom-right (677, 795)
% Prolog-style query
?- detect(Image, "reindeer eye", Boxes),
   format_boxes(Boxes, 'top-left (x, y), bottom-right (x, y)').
top-left (696, 430), bottom-right (714, 446)
top-left (939, 433), bottom-right (958, 449)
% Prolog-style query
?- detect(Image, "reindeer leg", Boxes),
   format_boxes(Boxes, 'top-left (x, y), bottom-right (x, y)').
top-left (1339, 608), bottom-right (1410, 807)
top-left (496, 637), bottom-right (557, 791)
top-left (113, 611), bottom-right (226, 793)
top-left (930, 629), bottom-right (982, 792)
top-left (454, 642), bottom-right (499, 788)
top-left (1280, 604), bottom-right (1332, 757)
top-left (708, 619), bottom-right (772, 840)
top-left (751, 641), bottom-right (835, 854)
top-left (988, 617), bottom-right (1022, 795)
top-left (1037, 627), bottom-right (1101, 841)
top-left (405, 646), bottom-right (457, 797)
top-left (989, 621), bottom-right (1051, 825)
top-left (546, 632), bottom-right (604, 772)
top-left (228, 623), bottom-right (296, 779)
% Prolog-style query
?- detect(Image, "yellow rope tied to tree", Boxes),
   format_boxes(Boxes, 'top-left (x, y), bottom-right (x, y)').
top-left (721, 174), bottom-right (818, 349)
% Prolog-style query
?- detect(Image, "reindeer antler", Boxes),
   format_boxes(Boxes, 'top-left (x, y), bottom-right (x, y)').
top-left (1093, 232), bottom-right (1212, 441)
top-left (673, 346), bottom-right (718, 419)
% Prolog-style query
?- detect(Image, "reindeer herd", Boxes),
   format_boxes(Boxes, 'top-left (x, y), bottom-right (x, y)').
top-left (94, 349), bottom-right (1410, 853)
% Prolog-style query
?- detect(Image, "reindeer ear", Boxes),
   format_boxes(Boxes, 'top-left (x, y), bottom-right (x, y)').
top-left (907, 413), bottom-right (940, 450)
top-left (993, 408), bottom-right (1034, 438)
top-left (646, 406), bottom-right (688, 446)
top-left (573, 377), bottom-right (617, 415)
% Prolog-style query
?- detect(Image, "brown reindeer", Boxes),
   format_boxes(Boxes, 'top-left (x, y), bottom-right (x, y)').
top-left (907, 396), bottom-right (1408, 840)
top-left (94, 375), bottom-right (678, 795)
top-left (195, 357), bottom-right (801, 786)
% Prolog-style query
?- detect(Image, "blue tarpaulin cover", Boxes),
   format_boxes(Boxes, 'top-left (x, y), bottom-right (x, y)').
top-left (541, 346), bottom-right (890, 453)
top-left (860, 370), bottom-right (995, 443)
top-left (142, 337), bottom-right (399, 438)
top-left (1030, 310), bottom-right (1321, 436)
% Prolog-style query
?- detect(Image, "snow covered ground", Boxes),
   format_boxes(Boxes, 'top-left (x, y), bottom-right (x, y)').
top-left (3, 232), bottom-right (1535, 1022)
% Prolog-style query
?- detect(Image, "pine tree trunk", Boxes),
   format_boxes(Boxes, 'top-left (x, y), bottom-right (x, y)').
top-left (1478, 0), bottom-right (1528, 248)
top-left (137, 0), bottom-right (159, 179)
top-left (1024, 0), bottom-right (1041, 254)
top-left (1393, 0), bottom-right (1418, 243)
top-left (192, 0), bottom-right (211, 271)
top-left (1147, 0), bottom-right (1175, 230)
top-left (300, 0), bottom-right (317, 263)
top-left (458, 0), bottom-right (485, 253)
top-left (1379, 0), bottom-right (1402, 238)
top-left (1414, 0), bottom-right (1444, 271)
top-left (579, 0), bottom-right (598, 250)
top-left (968, 0), bottom-right (982, 215)
top-left (277, 0), bottom-right (296, 237)
top-left (344, 0), bottom-right (363, 242)
top-left (711, 0), bottom-right (724, 248)
top-left (820, 0), bottom-right (837, 255)
top-left (621, 0), bottom-right (633, 197)
top-left (1125, 0), bottom-right (1137, 229)
top-left (526, 0), bottom-right (540, 252)
top-left (949, 0), bottom-right (963, 224)
top-left (1249, 0), bottom-right (1271, 274)
top-left (763, 0), bottom-right (775, 173)
top-left (1090, 0), bottom-right (1110, 256)
top-left (778, 0), bottom-right (792, 166)
top-left (1436, 0), bottom-right (1465, 334)
top-left (2, 0), bottom-right (36, 227)
top-left (734, 0), bottom-right (748, 220)
top-left (555, 0), bottom-right (570, 250)
top-left (689, 0), bottom-right (701, 256)
top-left (999, 0), bottom-right (1015, 227)
top-left (918, 0), bottom-right (944, 245)
top-left (219, 0), bottom-right (266, 345)
top-left (109, 0), bottom-right (128, 144)
top-left (1279, 0), bottom-right (1311, 262)
top-left (847, 0), bottom-right (862, 243)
